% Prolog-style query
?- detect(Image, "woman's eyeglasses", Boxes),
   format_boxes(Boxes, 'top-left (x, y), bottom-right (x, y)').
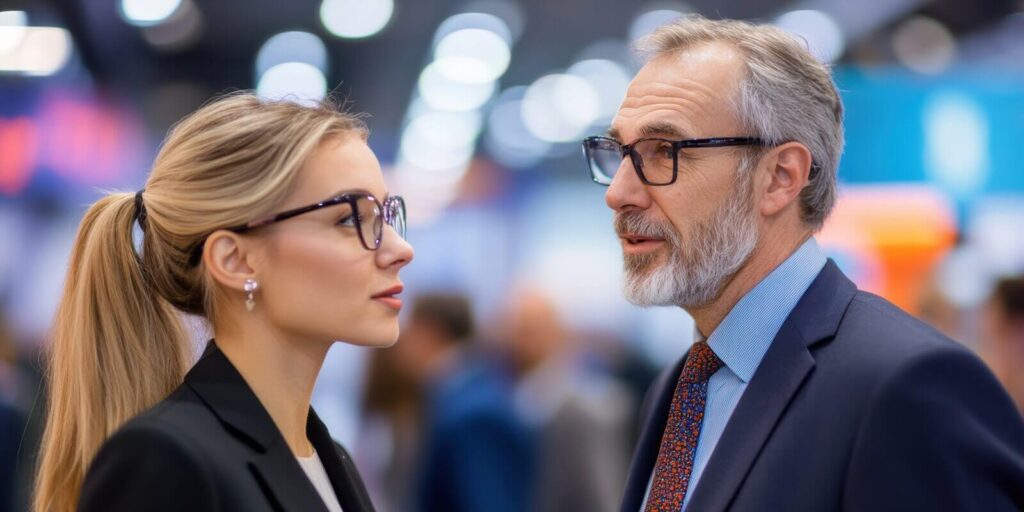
top-left (188, 193), bottom-right (407, 266)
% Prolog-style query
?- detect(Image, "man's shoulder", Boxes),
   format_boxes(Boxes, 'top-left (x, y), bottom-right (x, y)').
top-left (820, 289), bottom-right (981, 385)
top-left (838, 290), bottom-right (965, 355)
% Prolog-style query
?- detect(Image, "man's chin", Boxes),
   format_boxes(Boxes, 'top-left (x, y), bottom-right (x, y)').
top-left (623, 265), bottom-right (678, 307)
top-left (623, 251), bottom-right (664, 273)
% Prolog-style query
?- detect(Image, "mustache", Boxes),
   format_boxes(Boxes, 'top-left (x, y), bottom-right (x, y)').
top-left (614, 211), bottom-right (678, 241)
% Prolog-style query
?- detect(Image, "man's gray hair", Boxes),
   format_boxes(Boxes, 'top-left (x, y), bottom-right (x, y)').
top-left (636, 15), bottom-right (844, 230)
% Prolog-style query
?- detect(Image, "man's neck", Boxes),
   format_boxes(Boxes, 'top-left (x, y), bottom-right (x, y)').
top-left (688, 231), bottom-right (813, 337)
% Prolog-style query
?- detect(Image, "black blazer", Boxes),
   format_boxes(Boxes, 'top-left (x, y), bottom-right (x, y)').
top-left (621, 260), bottom-right (1024, 511)
top-left (79, 342), bottom-right (376, 512)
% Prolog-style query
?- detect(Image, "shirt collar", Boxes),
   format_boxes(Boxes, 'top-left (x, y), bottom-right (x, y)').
top-left (698, 237), bottom-right (827, 382)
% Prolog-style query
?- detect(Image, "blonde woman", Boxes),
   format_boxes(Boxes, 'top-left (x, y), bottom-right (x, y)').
top-left (34, 93), bottom-right (413, 512)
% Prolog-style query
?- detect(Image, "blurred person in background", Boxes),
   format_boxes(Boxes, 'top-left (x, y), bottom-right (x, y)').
top-left (0, 313), bottom-right (23, 512)
top-left (357, 333), bottom-right (423, 512)
top-left (500, 287), bottom-right (633, 512)
top-left (583, 15), bottom-right (1024, 511)
top-left (35, 93), bottom-right (413, 512)
top-left (0, 400), bottom-right (20, 512)
top-left (916, 267), bottom-right (964, 342)
top-left (414, 292), bottom-right (538, 512)
top-left (0, 310), bottom-right (41, 512)
top-left (981, 276), bottom-right (1024, 413)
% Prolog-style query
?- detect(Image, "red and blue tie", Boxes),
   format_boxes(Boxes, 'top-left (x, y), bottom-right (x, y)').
top-left (645, 341), bottom-right (724, 511)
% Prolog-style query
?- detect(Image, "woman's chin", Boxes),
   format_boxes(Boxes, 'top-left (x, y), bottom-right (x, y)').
top-left (335, 328), bottom-right (399, 348)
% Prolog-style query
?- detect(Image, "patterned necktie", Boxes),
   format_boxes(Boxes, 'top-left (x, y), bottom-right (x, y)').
top-left (645, 341), bottom-right (724, 512)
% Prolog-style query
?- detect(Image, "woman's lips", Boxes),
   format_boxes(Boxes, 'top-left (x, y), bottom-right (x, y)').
top-left (372, 285), bottom-right (404, 311)
top-left (373, 296), bottom-right (403, 310)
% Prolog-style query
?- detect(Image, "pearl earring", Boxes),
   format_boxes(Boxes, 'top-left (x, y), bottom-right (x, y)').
top-left (244, 279), bottom-right (259, 311)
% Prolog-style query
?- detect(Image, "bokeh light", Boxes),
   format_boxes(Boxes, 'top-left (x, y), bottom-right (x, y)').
top-left (256, 62), bottom-right (327, 105)
top-left (923, 92), bottom-right (989, 197)
top-left (522, 74), bottom-right (600, 143)
top-left (256, 31), bottom-right (329, 76)
top-left (485, 86), bottom-right (552, 168)
top-left (433, 28), bottom-right (511, 84)
top-left (628, 3), bottom-right (692, 43)
top-left (320, 0), bottom-right (394, 39)
top-left (0, 11), bottom-right (27, 53)
top-left (418, 60), bottom-right (497, 112)
top-left (119, 0), bottom-right (183, 27)
top-left (892, 16), bottom-right (957, 74)
top-left (774, 9), bottom-right (845, 63)
top-left (0, 27), bottom-right (72, 76)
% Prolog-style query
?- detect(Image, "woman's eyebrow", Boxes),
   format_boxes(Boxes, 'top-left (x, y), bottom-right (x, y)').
top-left (319, 188), bottom-right (371, 201)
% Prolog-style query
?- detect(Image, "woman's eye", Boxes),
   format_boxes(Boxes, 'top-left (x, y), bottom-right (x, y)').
top-left (337, 215), bottom-right (357, 227)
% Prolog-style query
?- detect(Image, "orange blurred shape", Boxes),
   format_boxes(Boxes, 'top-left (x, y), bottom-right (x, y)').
top-left (818, 184), bottom-right (957, 313)
top-left (0, 117), bottom-right (39, 195)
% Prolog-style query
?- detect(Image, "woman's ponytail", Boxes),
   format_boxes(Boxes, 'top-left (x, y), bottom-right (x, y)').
top-left (33, 193), bottom-right (190, 512)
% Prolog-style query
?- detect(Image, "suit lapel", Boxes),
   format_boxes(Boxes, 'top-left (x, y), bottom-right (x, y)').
top-left (683, 319), bottom-right (814, 511)
top-left (308, 409), bottom-right (376, 512)
top-left (620, 355), bottom-right (687, 512)
top-left (248, 439), bottom-right (329, 512)
top-left (685, 260), bottom-right (857, 511)
top-left (185, 342), bottom-right (328, 512)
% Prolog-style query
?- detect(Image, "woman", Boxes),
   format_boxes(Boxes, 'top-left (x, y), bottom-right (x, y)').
top-left (33, 93), bottom-right (413, 512)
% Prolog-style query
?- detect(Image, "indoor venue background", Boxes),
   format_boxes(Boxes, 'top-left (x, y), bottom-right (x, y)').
top-left (1, 0), bottom-right (1023, 510)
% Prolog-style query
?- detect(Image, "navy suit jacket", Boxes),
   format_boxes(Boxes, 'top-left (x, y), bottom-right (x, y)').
top-left (621, 261), bottom-right (1024, 511)
top-left (418, 358), bottom-right (538, 512)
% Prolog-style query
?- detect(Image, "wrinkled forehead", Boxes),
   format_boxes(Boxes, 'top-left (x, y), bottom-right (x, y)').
top-left (610, 43), bottom-right (747, 142)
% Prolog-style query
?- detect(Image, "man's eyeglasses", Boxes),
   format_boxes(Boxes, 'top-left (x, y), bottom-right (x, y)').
top-left (188, 193), bottom-right (406, 266)
top-left (582, 136), bottom-right (768, 186)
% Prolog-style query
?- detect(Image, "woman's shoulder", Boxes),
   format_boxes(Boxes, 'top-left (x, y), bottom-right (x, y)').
top-left (80, 388), bottom-right (222, 510)
top-left (90, 383), bottom-right (217, 473)
top-left (127, 382), bottom-right (214, 433)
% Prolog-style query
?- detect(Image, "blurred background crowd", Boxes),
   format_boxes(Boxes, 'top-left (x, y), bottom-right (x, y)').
top-left (1, 0), bottom-right (1024, 510)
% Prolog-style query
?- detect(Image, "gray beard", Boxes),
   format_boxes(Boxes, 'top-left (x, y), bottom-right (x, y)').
top-left (617, 185), bottom-right (759, 309)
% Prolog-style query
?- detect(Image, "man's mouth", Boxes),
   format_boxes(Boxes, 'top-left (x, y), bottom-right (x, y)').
top-left (619, 233), bottom-right (666, 252)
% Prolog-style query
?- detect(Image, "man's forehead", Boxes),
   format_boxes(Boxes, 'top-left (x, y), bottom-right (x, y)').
top-left (610, 44), bottom-right (744, 140)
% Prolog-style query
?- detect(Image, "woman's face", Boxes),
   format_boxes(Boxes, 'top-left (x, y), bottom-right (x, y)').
top-left (253, 135), bottom-right (414, 347)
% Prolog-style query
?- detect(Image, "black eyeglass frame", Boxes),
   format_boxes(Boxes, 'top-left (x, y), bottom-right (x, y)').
top-left (583, 135), bottom-right (819, 186)
top-left (187, 193), bottom-right (406, 266)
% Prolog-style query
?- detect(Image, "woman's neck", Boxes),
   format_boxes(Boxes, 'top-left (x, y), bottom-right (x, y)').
top-left (214, 317), bottom-right (331, 458)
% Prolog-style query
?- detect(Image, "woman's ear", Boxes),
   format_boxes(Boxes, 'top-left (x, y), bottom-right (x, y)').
top-left (202, 230), bottom-right (257, 292)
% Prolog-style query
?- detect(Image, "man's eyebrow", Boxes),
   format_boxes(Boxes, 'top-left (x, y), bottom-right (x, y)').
top-left (607, 127), bottom-right (621, 140)
top-left (637, 122), bottom-right (689, 140)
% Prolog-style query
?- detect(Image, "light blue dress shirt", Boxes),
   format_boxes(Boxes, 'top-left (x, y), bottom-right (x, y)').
top-left (640, 237), bottom-right (827, 511)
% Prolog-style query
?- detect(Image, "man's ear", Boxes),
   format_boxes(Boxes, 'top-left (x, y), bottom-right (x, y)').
top-left (202, 230), bottom-right (257, 292)
top-left (757, 141), bottom-right (813, 218)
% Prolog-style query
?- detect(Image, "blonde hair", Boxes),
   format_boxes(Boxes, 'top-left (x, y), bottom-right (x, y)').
top-left (33, 92), bottom-right (367, 512)
top-left (636, 15), bottom-right (845, 229)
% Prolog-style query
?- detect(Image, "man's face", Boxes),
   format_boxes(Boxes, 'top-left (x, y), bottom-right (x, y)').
top-left (605, 42), bottom-right (760, 308)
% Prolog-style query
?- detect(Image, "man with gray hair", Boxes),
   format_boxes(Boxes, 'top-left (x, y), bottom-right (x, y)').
top-left (582, 15), bottom-right (1024, 511)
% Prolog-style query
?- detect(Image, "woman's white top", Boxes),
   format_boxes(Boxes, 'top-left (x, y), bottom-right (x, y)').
top-left (296, 449), bottom-right (344, 512)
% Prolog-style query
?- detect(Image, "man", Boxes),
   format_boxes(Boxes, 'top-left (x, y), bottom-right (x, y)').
top-left (412, 293), bottom-right (538, 512)
top-left (582, 15), bottom-right (1024, 511)
top-left (980, 276), bottom-right (1024, 412)
top-left (499, 287), bottom-right (632, 512)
